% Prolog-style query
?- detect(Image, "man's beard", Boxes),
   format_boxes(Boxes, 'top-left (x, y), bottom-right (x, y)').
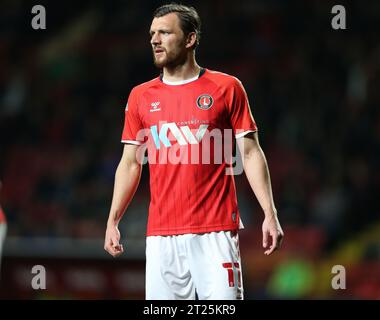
top-left (153, 48), bottom-right (187, 69)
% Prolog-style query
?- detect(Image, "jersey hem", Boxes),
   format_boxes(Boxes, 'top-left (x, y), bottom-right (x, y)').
top-left (235, 129), bottom-right (258, 139)
top-left (121, 140), bottom-right (142, 145)
top-left (146, 224), bottom-right (240, 237)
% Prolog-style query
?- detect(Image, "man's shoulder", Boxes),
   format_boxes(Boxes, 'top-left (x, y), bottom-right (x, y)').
top-left (205, 69), bottom-right (242, 87)
top-left (130, 76), bottom-right (161, 96)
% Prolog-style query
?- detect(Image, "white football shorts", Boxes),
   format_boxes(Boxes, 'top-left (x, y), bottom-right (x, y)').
top-left (145, 230), bottom-right (243, 300)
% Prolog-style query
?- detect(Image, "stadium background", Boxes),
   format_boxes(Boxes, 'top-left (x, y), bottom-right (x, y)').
top-left (0, 0), bottom-right (379, 299)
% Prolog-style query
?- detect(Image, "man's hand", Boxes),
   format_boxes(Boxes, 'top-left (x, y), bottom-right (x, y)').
top-left (262, 213), bottom-right (284, 255)
top-left (104, 224), bottom-right (124, 257)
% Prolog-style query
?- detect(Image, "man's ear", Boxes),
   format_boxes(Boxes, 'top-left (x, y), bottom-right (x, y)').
top-left (185, 32), bottom-right (197, 49)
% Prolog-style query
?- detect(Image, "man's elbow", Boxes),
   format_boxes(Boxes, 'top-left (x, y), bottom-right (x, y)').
top-left (117, 158), bottom-right (142, 175)
top-left (242, 144), bottom-right (261, 161)
top-left (126, 160), bottom-right (142, 173)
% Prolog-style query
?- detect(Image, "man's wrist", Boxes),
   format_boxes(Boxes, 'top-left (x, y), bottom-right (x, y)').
top-left (263, 208), bottom-right (277, 218)
top-left (107, 215), bottom-right (120, 227)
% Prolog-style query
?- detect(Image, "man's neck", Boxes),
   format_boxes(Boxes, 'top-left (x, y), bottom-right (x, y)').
top-left (163, 57), bottom-right (201, 82)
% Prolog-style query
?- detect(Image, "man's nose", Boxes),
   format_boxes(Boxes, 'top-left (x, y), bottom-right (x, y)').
top-left (151, 33), bottom-right (161, 45)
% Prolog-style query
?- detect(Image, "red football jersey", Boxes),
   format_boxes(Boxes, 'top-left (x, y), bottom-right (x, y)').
top-left (121, 69), bottom-right (257, 236)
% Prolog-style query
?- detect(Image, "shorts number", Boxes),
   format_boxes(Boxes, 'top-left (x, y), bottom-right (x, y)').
top-left (222, 262), bottom-right (241, 287)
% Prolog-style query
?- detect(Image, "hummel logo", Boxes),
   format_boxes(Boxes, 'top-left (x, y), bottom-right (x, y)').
top-left (150, 101), bottom-right (161, 112)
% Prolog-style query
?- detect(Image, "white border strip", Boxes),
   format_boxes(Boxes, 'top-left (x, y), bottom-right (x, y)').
top-left (235, 130), bottom-right (257, 139)
top-left (121, 140), bottom-right (142, 145)
top-left (162, 74), bottom-right (199, 85)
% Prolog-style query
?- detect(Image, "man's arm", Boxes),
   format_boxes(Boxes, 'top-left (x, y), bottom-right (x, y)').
top-left (104, 144), bottom-right (143, 257)
top-left (237, 132), bottom-right (284, 255)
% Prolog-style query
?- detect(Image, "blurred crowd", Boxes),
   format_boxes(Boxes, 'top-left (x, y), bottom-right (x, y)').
top-left (1, 0), bottom-right (379, 254)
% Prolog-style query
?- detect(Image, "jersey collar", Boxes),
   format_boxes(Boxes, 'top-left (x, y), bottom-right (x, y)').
top-left (160, 68), bottom-right (206, 85)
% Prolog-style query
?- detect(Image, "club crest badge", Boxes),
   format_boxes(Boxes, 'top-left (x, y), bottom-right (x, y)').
top-left (196, 94), bottom-right (213, 110)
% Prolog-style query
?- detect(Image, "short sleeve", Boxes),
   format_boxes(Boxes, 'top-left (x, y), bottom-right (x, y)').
top-left (121, 88), bottom-right (144, 145)
top-left (225, 78), bottom-right (258, 139)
